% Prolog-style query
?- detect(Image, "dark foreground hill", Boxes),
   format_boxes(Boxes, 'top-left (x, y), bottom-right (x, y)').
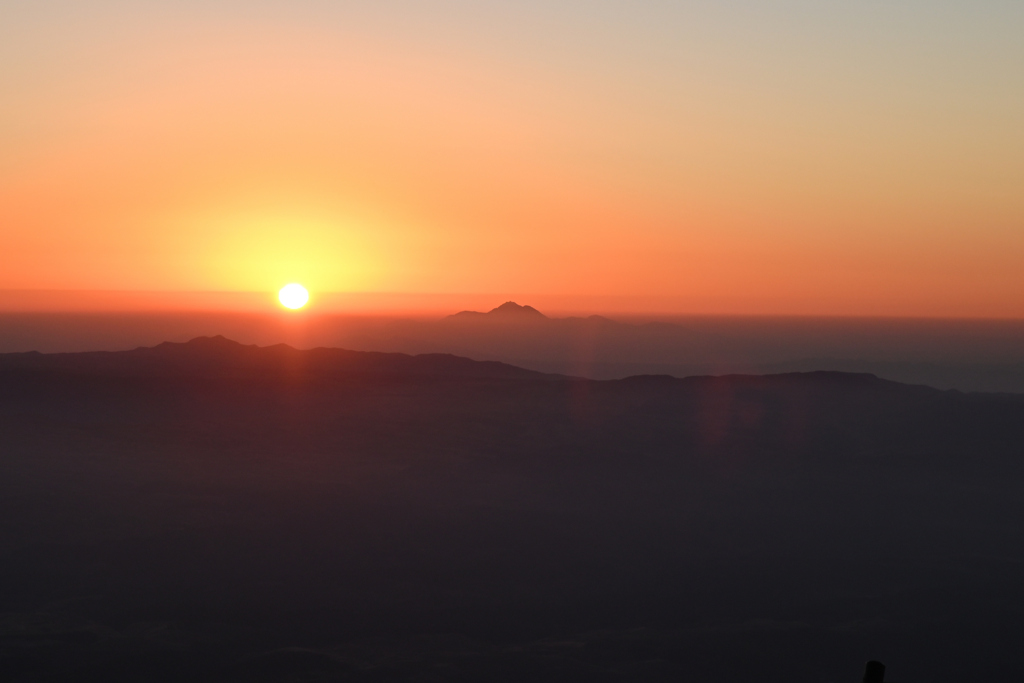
top-left (2, 339), bottom-right (1024, 682)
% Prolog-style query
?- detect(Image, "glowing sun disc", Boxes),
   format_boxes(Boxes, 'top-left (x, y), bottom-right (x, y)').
top-left (278, 284), bottom-right (309, 309)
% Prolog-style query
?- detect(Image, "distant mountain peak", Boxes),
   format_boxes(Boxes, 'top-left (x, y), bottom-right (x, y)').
top-left (488, 302), bottom-right (547, 318)
top-left (446, 301), bottom-right (548, 323)
top-left (187, 335), bottom-right (241, 346)
top-left (147, 336), bottom-right (256, 356)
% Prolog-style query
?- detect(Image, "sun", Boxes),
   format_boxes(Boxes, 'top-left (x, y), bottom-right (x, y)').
top-left (278, 283), bottom-right (309, 310)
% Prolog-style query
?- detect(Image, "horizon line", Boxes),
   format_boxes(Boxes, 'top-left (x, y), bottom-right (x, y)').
top-left (1, 289), bottom-right (1023, 321)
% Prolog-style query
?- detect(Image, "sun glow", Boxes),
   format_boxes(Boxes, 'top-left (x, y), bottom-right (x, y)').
top-left (278, 284), bottom-right (309, 310)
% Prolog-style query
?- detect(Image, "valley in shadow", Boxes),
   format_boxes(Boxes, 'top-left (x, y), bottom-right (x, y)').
top-left (2, 337), bottom-right (1024, 680)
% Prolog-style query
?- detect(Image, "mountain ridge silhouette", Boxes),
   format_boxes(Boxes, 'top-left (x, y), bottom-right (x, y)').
top-left (0, 335), bottom-right (933, 394)
top-left (0, 335), bottom-right (548, 380)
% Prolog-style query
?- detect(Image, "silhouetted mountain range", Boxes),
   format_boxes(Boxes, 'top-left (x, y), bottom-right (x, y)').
top-left (4, 307), bottom-right (1024, 392)
top-left (0, 335), bottom-right (544, 380)
top-left (3, 339), bottom-right (1024, 681)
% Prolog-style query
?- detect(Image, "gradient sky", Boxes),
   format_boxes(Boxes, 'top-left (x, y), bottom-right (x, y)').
top-left (2, 1), bottom-right (1022, 316)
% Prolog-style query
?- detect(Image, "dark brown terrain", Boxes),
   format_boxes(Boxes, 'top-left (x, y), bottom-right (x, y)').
top-left (3, 336), bottom-right (1024, 681)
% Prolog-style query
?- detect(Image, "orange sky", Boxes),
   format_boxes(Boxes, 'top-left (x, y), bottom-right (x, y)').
top-left (2, 2), bottom-right (1023, 317)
